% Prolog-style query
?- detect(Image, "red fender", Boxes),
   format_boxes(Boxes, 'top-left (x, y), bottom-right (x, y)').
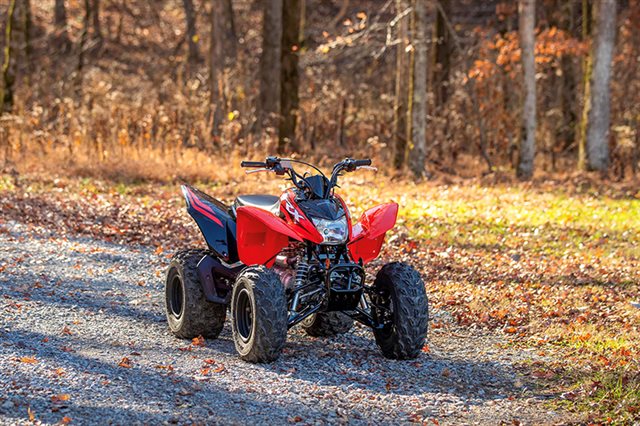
top-left (236, 206), bottom-right (302, 266)
top-left (348, 203), bottom-right (398, 264)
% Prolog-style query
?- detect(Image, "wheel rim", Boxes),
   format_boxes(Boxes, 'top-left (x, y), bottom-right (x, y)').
top-left (235, 288), bottom-right (253, 342)
top-left (300, 313), bottom-right (316, 328)
top-left (168, 274), bottom-right (184, 319)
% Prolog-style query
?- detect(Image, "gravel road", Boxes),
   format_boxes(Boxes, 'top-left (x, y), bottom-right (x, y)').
top-left (0, 221), bottom-right (574, 425)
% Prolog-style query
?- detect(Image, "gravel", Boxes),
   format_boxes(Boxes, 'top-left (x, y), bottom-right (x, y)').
top-left (0, 221), bottom-right (574, 425)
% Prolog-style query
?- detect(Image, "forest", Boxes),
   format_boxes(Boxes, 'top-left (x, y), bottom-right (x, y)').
top-left (0, 0), bottom-right (638, 181)
top-left (0, 1), bottom-right (639, 425)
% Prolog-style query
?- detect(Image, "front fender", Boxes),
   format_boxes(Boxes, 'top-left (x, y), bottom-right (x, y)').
top-left (236, 206), bottom-right (302, 266)
top-left (348, 202), bottom-right (398, 264)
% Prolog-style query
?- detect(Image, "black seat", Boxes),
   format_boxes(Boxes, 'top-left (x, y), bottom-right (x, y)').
top-left (233, 194), bottom-right (281, 216)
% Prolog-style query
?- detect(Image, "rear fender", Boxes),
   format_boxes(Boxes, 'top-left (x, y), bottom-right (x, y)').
top-left (236, 206), bottom-right (302, 266)
top-left (348, 203), bottom-right (398, 264)
top-left (181, 185), bottom-right (239, 263)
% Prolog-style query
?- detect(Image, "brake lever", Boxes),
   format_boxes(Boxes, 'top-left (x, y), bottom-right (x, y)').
top-left (356, 166), bottom-right (378, 171)
top-left (245, 168), bottom-right (271, 174)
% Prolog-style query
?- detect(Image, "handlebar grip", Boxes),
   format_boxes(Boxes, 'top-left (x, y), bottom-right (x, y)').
top-left (353, 159), bottom-right (372, 167)
top-left (241, 161), bottom-right (267, 168)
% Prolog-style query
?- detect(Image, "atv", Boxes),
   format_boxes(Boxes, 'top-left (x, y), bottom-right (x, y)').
top-left (165, 157), bottom-right (428, 362)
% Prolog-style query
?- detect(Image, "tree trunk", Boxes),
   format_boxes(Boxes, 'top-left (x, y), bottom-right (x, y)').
top-left (20, 0), bottom-right (32, 77)
top-left (259, 0), bottom-right (283, 130)
top-left (221, 0), bottom-right (237, 63)
top-left (54, 0), bottom-right (70, 53)
top-left (517, 0), bottom-right (536, 180)
top-left (408, 0), bottom-right (428, 179)
top-left (279, 0), bottom-right (302, 154)
top-left (392, 0), bottom-right (409, 169)
top-left (586, 0), bottom-right (617, 172)
top-left (209, 0), bottom-right (224, 139)
top-left (1, 0), bottom-right (17, 114)
top-left (578, 0), bottom-right (592, 170)
top-left (183, 0), bottom-right (200, 63)
top-left (92, 0), bottom-right (103, 45)
top-left (432, 0), bottom-right (451, 106)
top-left (76, 0), bottom-right (90, 95)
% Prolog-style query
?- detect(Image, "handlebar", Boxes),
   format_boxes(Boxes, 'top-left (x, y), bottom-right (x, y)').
top-left (354, 159), bottom-right (372, 167)
top-left (240, 157), bottom-right (373, 197)
top-left (241, 161), bottom-right (267, 168)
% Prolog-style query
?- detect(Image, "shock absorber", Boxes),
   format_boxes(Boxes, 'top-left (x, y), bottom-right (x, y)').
top-left (290, 259), bottom-right (309, 312)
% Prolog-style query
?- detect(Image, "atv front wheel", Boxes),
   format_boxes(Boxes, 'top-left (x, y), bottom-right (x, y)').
top-left (231, 266), bottom-right (288, 363)
top-left (165, 249), bottom-right (227, 339)
top-left (301, 312), bottom-right (353, 337)
top-left (371, 262), bottom-right (428, 359)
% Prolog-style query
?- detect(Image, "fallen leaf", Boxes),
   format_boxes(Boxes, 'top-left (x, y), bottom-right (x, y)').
top-left (213, 365), bottom-right (225, 373)
top-left (62, 326), bottom-right (72, 335)
top-left (441, 368), bottom-right (451, 377)
top-left (61, 416), bottom-right (72, 424)
top-left (118, 357), bottom-right (133, 368)
top-left (19, 356), bottom-right (38, 364)
top-left (54, 367), bottom-right (66, 376)
top-left (191, 336), bottom-right (205, 347)
top-left (200, 367), bottom-right (210, 375)
top-left (203, 359), bottom-right (216, 365)
top-left (27, 406), bottom-right (35, 422)
top-left (51, 394), bottom-right (71, 403)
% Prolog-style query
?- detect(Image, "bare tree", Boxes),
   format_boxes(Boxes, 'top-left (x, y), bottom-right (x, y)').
top-left (54, 0), bottom-right (70, 52)
top-left (408, 0), bottom-right (428, 178)
top-left (1, 0), bottom-right (17, 113)
top-left (517, 0), bottom-right (536, 180)
top-left (578, 0), bottom-right (592, 170)
top-left (586, 0), bottom-right (617, 172)
top-left (221, 0), bottom-right (237, 63)
top-left (432, 0), bottom-right (452, 106)
top-left (92, 0), bottom-right (103, 45)
top-left (392, 0), bottom-right (410, 169)
top-left (209, 0), bottom-right (224, 139)
top-left (279, 0), bottom-right (303, 153)
top-left (183, 0), bottom-right (200, 63)
top-left (259, 0), bottom-right (283, 130)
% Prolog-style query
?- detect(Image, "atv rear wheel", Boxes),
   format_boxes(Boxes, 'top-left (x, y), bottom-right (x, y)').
top-left (301, 312), bottom-right (353, 337)
top-left (371, 262), bottom-right (428, 359)
top-left (165, 249), bottom-right (227, 339)
top-left (231, 266), bottom-right (288, 363)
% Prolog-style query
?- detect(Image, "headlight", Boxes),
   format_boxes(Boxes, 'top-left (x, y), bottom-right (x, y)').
top-left (311, 216), bottom-right (348, 245)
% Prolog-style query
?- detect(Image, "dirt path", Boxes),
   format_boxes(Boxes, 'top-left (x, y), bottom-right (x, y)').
top-left (0, 221), bottom-right (574, 425)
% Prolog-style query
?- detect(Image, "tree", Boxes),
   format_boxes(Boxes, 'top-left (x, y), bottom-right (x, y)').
top-left (517, 0), bottom-right (536, 180)
top-left (408, 0), bottom-right (428, 178)
top-left (578, 0), bottom-right (592, 170)
top-left (54, 0), bottom-right (70, 52)
top-left (279, 0), bottom-right (303, 153)
top-left (92, 0), bottom-right (103, 46)
top-left (1, 0), bottom-right (17, 114)
top-left (432, 0), bottom-right (452, 106)
top-left (392, 0), bottom-right (410, 169)
top-left (259, 0), bottom-right (283, 130)
top-left (209, 0), bottom-right (224, 138)
top-left (183, 0), bottom-right (200, 63)
top-left (586, 0), bottom-right (617, 172)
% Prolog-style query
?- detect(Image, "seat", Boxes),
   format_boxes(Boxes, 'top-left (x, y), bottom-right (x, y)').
top-left (232, 194), bottom-right (281, 217)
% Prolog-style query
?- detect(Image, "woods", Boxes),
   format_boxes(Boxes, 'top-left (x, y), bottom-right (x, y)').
top-left (0, 1), bottom-right (637, 181)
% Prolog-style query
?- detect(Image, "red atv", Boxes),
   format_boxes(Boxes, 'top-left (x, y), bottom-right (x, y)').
top-left (165, 157), bottom-right (428, 362)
